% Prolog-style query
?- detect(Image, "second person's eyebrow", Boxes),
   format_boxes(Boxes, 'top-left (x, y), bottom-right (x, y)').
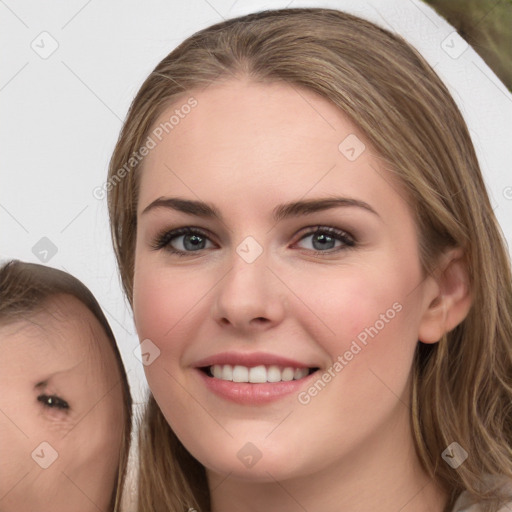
top-left (141, 196), bottom-right (379, 221)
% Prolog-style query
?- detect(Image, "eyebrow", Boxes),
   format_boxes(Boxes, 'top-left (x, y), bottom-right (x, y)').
top-left (141, 196), bottom-right (379, 222)
top-left (35, 379), bottom-right (52, 389)
top-left (34, 360), bottom-right (84, 388)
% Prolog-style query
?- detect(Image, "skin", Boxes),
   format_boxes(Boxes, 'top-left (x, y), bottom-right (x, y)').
top-left (133, 79), bottom-right (472, 512)
top-left (0, 295), bottom-right (125, 512)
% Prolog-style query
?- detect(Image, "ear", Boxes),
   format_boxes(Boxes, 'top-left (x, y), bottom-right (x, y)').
top-left (418, 248), bottom-right (472, 344)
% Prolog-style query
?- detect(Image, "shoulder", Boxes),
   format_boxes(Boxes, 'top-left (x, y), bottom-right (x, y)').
top-left (451, 475), bottom-right (512, 512)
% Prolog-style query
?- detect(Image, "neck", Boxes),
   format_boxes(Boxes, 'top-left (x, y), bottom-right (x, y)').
top-left (207, 404), bottom-right (449, 512)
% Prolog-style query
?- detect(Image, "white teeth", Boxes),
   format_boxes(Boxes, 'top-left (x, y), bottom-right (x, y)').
top-left (209, 364), bottom-right (311, 383)
top-left (232, 365), bottom-right (249, 382)
top-left (294, 368), bottom-right (308, 379)
top-left (210, 364), bottom-right (233, 380)
top-left (222, 364), bottom-right (233, 381)
top-left (267, 365), bottom-right (281, 382)
top-left (248, 365), bottom-right (267, 383)
top-left (281, 367), bottom-right (295, 381)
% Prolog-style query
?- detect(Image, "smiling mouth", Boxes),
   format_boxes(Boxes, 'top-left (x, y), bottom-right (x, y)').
top-left (199, 364), bottom-right (319, 384)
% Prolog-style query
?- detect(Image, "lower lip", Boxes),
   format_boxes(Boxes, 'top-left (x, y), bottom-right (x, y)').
top-left (196, 369), bottom-right (316, 405)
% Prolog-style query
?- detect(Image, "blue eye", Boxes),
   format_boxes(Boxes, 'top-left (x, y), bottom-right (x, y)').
top-left (296, 227), bottom-right (355, 253)
top-left (151, 225), bottom-right (355, 257)
top-left (151, 227), bottom-right (214, 256)
top-left (37, 394), bottom-right (70, 410)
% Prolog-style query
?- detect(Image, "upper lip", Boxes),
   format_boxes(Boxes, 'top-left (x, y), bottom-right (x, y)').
top-left (193, 351), bottom-right (317, 369)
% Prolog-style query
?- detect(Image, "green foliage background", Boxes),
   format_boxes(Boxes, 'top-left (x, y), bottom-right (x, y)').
top-left (423, 0), bottom-right (512, 90)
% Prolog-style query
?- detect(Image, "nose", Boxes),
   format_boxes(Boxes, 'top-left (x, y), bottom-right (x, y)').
top-left (211, 246), bottom-right (286, 332)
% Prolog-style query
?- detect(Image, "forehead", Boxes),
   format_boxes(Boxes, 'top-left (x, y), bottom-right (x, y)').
top-left (0, 296), bottom-right (114, 381)
top-left (143, 79), bottom-right (354, 178)
top-left (138, 79), bottom-right (407, 220)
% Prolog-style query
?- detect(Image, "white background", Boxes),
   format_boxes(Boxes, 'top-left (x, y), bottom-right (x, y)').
top-left (1, 0), bottom-right (511, 408)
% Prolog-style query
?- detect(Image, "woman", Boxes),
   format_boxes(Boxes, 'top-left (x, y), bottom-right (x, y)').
top-left (107, 7), bottom-right (512, 512)
top-left (0, 260), bottom-right (132, 511)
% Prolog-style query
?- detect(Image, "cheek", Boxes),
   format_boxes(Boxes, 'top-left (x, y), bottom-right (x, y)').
top-left (296, 265), bottom-right (413, 350)
top-left (133, 265), bottom-right (173, 341)
top-left (134, 253), bottom-right (191, 338)
top-left (61, 400), bottom-right (124, 495)
top-left (315, 268), bottom-right (422, 404)
top-left (296, 261), bottom-right (424, 408)
top-left (0, 403), bottom-right (34, 494)
top-left (133, 254), bottom-right (217, 355)
top-left (133, 258), bottom-right (206, 401)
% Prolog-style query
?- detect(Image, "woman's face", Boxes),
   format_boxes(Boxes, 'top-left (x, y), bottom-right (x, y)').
top-left (0, 296), bottom-right (124, 511)
top-left (133, 79), bottom-right (439, 481)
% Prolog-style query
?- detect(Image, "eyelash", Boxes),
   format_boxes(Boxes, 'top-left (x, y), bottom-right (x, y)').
top-left (37, 394), bottom-right (70, 411)
top-left (150, 226), bottom-right (356, 257)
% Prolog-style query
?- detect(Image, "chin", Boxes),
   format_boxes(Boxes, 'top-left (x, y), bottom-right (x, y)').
top-left (185, 432), bottom-right (308, 483)
top-left (204, 455), bottom-right (302, 483)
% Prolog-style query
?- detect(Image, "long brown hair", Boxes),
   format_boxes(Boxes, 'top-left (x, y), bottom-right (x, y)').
top-left (107, 8), bottom-right (512, 512)
top-left (0, 259), bottom-right (132, 511)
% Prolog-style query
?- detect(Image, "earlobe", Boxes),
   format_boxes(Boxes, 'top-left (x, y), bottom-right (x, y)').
top-left (418, 248), bottom-right (472, 344)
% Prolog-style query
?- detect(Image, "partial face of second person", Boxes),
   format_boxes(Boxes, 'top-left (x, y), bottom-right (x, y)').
top-left (133, 80), bottom-right (448, 484)
top-left (0, 295), bottom-right (124, 511)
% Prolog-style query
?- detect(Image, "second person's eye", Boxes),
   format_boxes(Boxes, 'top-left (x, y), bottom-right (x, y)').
top-left (37, 394), bottom-right (70, 410)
